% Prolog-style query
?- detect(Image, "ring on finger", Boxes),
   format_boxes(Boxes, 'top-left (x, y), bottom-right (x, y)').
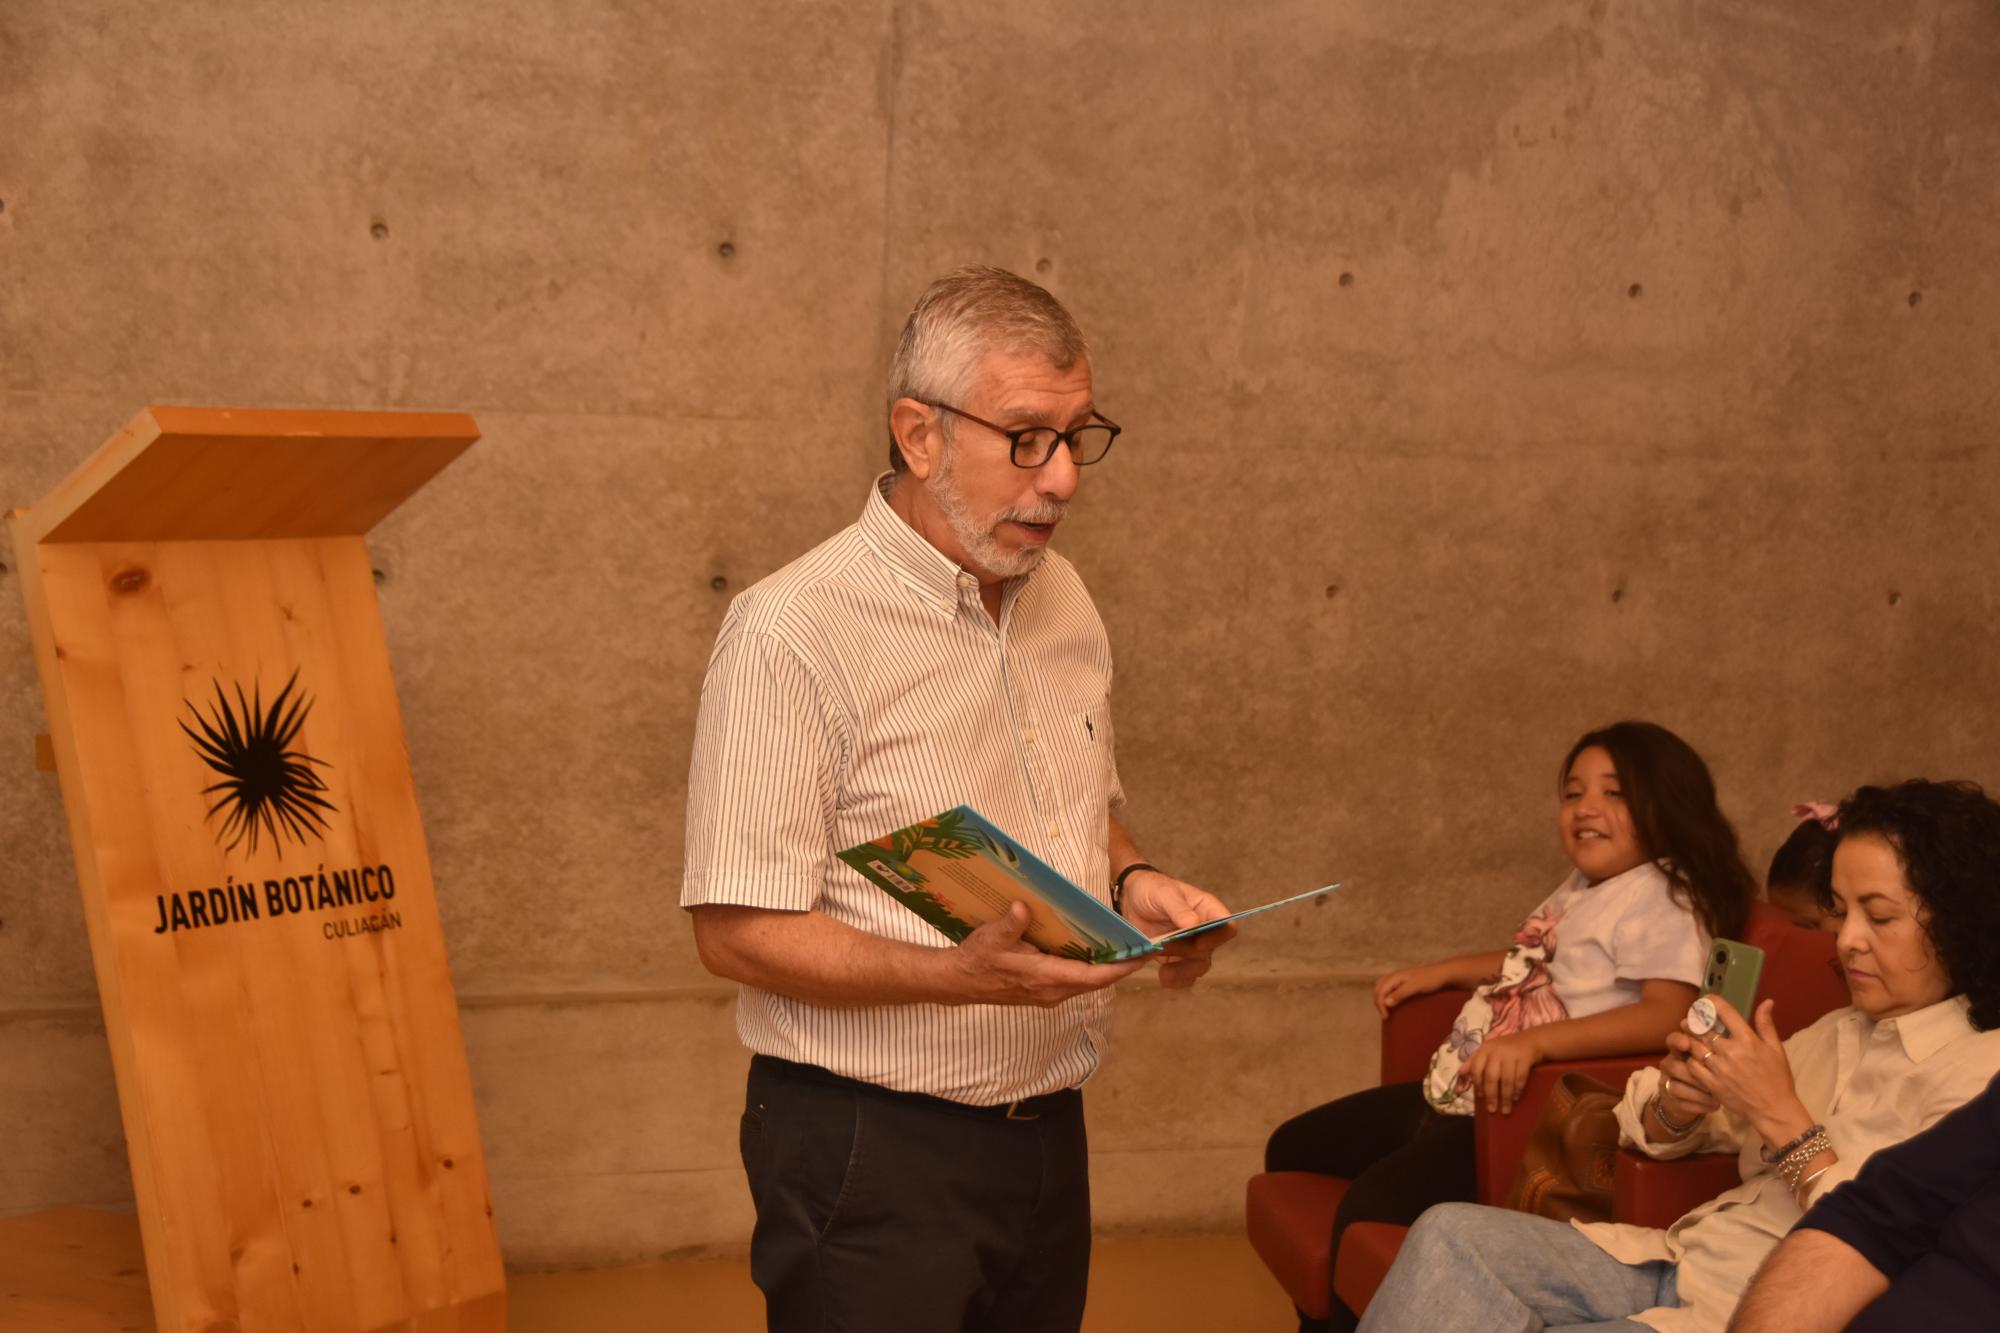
top-left (1700, 1048), bottom-right (1715, 1065)
top-left (1661, 1074), bottom-right (1675, 1098)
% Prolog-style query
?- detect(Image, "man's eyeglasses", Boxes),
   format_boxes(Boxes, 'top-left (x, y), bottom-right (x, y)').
top-left (928, 402), bottom-right (1122, 468)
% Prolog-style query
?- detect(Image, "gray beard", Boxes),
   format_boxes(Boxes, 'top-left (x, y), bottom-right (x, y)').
top-left (928, 444), bottom-right (1065, 581)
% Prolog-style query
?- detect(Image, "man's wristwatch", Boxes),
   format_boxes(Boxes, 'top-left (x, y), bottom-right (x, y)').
top-left (1111, 862), bottom-right (1159, 917)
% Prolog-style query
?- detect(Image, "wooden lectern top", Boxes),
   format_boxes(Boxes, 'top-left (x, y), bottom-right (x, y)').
top-left (16, 406), bottom-right (480, 546)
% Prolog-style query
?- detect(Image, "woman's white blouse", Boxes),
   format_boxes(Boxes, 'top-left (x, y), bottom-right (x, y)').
top-left (1576, 994), bottom-right (2000, 1332)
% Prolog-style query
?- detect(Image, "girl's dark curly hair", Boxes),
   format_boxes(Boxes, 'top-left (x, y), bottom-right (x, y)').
top-left (1560, 721), bottom-right (1755, 939)
top-left (1767, 818), bottom-right (1837, 896)
top-left (1817, 780), bottom-right (2000, 1031)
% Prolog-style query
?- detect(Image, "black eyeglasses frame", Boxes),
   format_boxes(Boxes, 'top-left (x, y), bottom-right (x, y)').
top-left (927, 401), bottom-right (1123, 468)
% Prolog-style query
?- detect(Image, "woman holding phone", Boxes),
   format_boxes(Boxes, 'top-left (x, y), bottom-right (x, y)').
top-left (1356, 779), bottom-right (2000, 1333)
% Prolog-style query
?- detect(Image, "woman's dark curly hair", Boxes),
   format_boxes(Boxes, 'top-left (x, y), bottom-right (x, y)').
top-left (1816, 780), bottom-right (2000, 1031)
top-left (1560, 721), bottom-right (1755, 939)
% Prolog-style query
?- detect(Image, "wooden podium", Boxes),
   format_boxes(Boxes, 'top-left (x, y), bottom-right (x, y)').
top-left (8, 407), bottom-right (506, 1332)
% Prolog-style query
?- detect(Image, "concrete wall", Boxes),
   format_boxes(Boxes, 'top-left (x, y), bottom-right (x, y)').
top-left (4, 0), bottom-right (1998, 1266)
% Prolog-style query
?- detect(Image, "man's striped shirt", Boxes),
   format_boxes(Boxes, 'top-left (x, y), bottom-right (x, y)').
top-left (681, 475), bottom-right (1124, 1104)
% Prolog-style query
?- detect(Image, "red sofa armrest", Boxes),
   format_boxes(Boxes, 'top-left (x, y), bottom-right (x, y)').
top-left (1331, 1221), bottom-right (1408, 1319)
top-left (1473, 1056), bottom-right (1652, 1204)
top-left (1381, 995), bottom-right (1665, 1206)
top-left (1379, 989), bottom-right (1469, 1085)
top-left (1612, 1147), bottom-right (1741, 1230)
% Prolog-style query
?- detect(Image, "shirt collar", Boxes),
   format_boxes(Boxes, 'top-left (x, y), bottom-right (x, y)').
top-left (1869, 992), bottom-right (1977, 1064)
top-left (856, 471), bottom-right (1034, 619)
top-left (1551, 858), bottom-right (1669, 899)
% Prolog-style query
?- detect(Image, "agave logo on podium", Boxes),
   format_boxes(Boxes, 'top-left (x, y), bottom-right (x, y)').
top-left (180, 669), bottom-right (337, 853)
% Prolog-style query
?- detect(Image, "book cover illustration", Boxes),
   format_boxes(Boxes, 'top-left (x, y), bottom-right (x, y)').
top-left (836, 805), bottom-right (1339, 964)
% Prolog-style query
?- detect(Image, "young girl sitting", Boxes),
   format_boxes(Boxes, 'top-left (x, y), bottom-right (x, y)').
top-left (1264, 720), bottom-right (1757, 1333)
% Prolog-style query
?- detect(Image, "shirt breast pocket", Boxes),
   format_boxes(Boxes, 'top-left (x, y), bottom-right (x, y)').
top-left (1049, 698), bottom-right (1116, 822)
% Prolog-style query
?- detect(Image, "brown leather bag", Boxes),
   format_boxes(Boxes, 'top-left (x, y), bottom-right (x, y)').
top-left (1504, 1073), bottom-right (1623, 1224)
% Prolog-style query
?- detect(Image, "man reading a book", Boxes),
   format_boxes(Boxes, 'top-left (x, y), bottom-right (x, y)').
top-left (681, 264), bottom-right (1235, 1332)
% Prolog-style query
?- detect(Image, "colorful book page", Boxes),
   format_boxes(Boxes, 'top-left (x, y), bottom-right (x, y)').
top-left (838, 805), bottom-right (1342, 964)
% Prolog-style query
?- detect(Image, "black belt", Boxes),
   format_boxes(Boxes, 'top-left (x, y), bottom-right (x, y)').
top-left (754, 1054), bottom-right (1080, 1122)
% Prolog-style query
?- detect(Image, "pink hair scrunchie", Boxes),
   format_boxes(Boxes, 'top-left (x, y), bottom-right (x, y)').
top-left (1791, 802), bottom-right (1840, 830)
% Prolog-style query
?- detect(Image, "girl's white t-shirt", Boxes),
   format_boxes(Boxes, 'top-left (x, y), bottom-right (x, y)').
top-left (1423, 860), bottom-right (1709, 1115)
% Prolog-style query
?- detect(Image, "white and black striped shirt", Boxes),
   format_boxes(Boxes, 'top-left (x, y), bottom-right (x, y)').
top-left (681, 475), bottom-right (1124, 1104)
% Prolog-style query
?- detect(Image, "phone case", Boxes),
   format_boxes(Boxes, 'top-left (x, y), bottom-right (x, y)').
top-left (1700, 937), bottom-right (1766, 1023)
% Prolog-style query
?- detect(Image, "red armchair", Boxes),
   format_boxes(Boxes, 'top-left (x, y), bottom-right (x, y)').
top-left (1245, 904), bottom-right (1848, 1320)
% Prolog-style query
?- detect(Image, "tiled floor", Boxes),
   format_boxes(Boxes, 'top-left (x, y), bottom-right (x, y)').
top-left (509, 1232), bottom-right (1300, 1332)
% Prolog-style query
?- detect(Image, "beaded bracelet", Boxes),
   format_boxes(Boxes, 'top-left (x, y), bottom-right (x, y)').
top-left (1761, 1123), bottom-right (1828, 1165)
top-left (1777, 1131), bottom-right (1833, 1188)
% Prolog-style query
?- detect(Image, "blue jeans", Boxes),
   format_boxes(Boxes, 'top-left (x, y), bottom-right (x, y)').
top-left (1355, 1203), bottom-right (1681, 1333)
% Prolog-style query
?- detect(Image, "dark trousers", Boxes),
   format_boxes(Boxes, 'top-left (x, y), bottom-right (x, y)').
top-left (1263, 1081), bottom-right (1478, 1333)
top-left (740, 1054), bottom-right (1092, 1333)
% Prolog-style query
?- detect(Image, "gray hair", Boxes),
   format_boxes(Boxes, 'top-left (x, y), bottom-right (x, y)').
top-left (886, 265), bottom-right (1090, 471)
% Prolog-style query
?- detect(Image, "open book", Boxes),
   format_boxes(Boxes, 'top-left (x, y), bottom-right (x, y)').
top-left (836, 805), bottom-right (1339, 963)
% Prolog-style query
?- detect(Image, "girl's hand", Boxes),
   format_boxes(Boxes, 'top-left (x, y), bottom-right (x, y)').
top-left (1679, 997), bottom-right (1815, 1147)
top-left (1460, 1030), bottom-right (1543, 1115)
top-left (1373, 963), bottom-right (1447, 1019)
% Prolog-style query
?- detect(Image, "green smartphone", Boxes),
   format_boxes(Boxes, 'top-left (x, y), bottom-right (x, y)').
top-left (1700, 937), bottom-right (1766, 1027)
